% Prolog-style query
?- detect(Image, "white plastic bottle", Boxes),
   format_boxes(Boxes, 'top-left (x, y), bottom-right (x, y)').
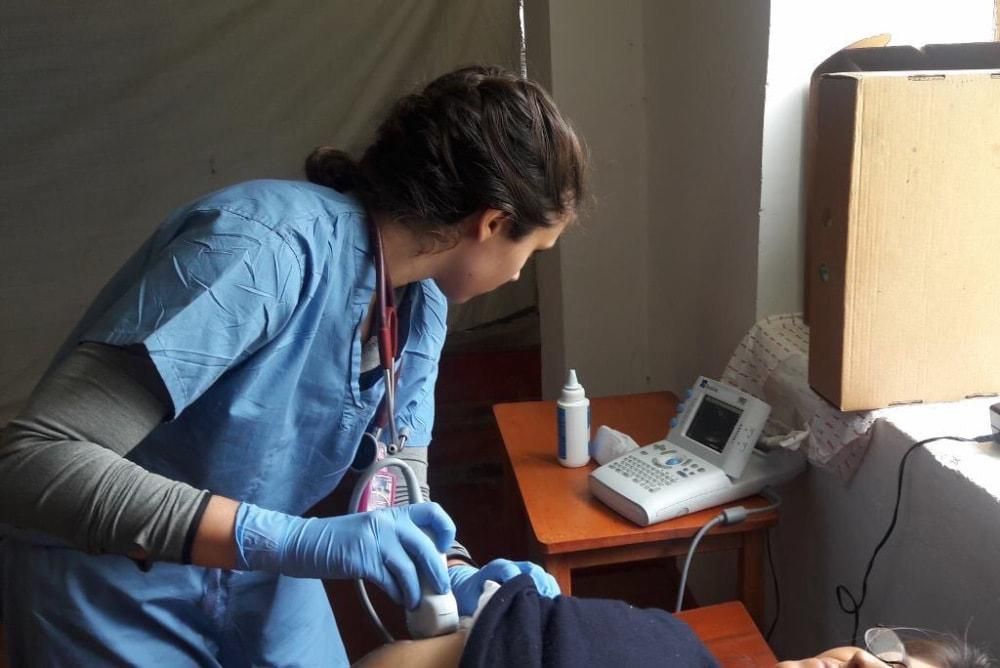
top-left (557, 369), bottom-right (591, 467)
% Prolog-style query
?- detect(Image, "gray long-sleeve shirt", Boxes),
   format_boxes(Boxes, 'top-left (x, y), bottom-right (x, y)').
top-left (0, 342), bottom-right (471, 565)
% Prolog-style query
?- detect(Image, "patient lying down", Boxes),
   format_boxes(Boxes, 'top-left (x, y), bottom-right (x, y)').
top-left (355, 573), bottom-right (716, 667)
top-left (354, 575), bottom-right (996, 668)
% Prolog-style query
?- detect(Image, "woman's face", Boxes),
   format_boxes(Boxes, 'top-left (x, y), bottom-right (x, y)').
top-left (434, 213), bottom-right (570, 304)
top-left (777, 646), bottom-right (937, 668)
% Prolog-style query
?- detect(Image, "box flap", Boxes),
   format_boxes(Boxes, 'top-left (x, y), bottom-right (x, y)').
top-left (812, 41), bottom-right (1000, 79)
top-left (823, 68), bottom-right (1000, 81)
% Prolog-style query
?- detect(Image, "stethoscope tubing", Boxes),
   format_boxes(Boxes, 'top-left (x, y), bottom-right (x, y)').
top-left (369, 218), bottom-right (404, 454)
top-left (382, 367), bottom-right (400, 452)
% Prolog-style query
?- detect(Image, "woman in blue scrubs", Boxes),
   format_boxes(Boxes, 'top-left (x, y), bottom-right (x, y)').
top-left (0, 65), bottom-right (586, 666)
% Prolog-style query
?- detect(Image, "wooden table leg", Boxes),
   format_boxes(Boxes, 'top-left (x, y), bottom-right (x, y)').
top-left (544, 556), bottom-right (573, 596)
top-left (738, 529), bottom-right (766, 625)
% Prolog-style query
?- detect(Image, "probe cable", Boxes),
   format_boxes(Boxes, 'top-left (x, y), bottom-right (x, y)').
top-left (674, 487), bottom-right (782, 615)
top-left (835, 433), bottom-right (995, 646)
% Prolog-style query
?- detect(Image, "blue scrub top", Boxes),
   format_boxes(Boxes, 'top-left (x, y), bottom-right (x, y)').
top-left (66, 179), bottom-right (446, 514)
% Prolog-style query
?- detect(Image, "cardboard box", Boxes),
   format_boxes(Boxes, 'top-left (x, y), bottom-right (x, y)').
top-left (807, 42), bottom-right (1000, 410)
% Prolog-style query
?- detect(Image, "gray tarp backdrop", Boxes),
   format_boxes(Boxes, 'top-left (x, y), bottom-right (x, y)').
top-left (1, 1), bottom-right (533, 423)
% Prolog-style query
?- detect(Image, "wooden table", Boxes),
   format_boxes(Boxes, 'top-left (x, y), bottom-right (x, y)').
top-left (678, 601), bottom-right (777, 666)
top-left (493, 391), bottom-right (779, 623)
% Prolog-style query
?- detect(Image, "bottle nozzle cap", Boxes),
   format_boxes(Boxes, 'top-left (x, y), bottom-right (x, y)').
top-left (560, 368), bottom-right (586, 402)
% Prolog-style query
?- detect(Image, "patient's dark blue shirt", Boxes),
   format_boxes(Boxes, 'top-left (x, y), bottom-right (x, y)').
top-left (461, 574), bottom-right (719, 667)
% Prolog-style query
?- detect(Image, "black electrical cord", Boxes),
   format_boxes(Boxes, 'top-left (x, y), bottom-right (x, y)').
top-left (765, 528), bottom-right (780, 642)
top-left (835, 433), bottom-right (994, 646)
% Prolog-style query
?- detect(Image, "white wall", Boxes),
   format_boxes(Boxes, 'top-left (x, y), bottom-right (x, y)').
top-left (534, 0), bottom-right (653, 399)
top-left (534, 0), bottom-right (770, 400)
top-left (644, 1), bottom-right (770, 396)
top-left (757, 0), bottom-right (996, 318)
top-left (771, 419), bottom-right (1000, 657)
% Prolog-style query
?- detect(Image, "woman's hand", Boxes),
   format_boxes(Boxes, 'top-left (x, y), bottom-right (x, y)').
top-left (233, 501), bottom-right (456, 610)
top-left (448, 558), bottom-right (560, 616)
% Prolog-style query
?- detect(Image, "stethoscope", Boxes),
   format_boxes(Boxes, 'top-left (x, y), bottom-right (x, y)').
top-left (367, 218), bottom-right (407, 455)
top-left (354, 218), bottom-right (451, 643)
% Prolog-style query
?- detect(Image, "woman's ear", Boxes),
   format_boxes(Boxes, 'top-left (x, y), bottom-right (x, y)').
top-left (469, 208), bottom-right (510, 242)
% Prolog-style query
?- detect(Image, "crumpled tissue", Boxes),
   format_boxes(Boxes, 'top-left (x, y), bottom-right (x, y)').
top-left (590, 425), bottom-right (640, 465)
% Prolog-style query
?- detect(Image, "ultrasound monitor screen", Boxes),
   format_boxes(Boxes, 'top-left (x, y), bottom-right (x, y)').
top-left (685, 395), bottom-right (742, 453)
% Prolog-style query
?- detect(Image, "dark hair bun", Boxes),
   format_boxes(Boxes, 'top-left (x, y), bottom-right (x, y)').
top-left (304, 147), bottom-right (367, 194)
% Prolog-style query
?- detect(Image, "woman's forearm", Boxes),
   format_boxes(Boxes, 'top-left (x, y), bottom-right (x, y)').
top-left (0, 343), bottom-right (207, 562)
top-left (190, 495), bottom-right (240, 568)
top-left (352, 629), bottom-right (467, 668)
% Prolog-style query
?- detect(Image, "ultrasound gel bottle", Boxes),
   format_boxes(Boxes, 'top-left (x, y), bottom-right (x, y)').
top-left (557, 369), bottom-right (591, 467)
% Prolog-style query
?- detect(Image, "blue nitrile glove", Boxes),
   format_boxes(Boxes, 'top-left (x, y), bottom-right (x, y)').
top-left (448, 558), bottom-right (560, 616)
top-left (234, 501), bottom-right (456, 610)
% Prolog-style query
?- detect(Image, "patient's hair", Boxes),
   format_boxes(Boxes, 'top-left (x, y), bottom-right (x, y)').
top-left (906, 633), bottom-right (996, 668)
